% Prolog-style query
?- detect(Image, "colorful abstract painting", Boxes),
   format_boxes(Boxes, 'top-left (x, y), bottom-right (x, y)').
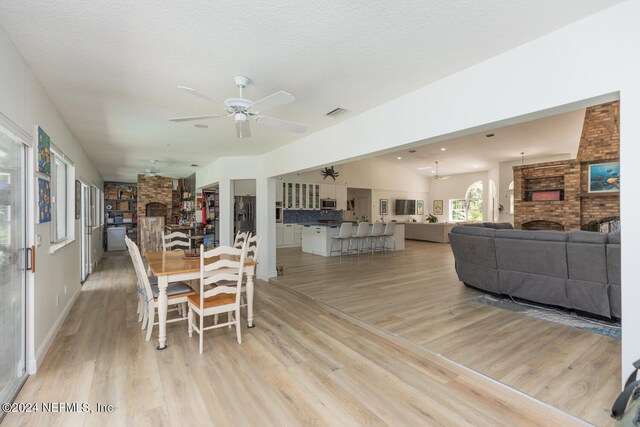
top-left (588, 162), bottom-right (620, 193)
top-left (38, 177), bottom-right (51, 223)
top-left (37, 126), bottom-right (51, 176)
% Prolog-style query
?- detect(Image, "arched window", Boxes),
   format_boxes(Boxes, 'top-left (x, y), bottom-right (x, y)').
top-left (465, 181), bottom-right (484, 221)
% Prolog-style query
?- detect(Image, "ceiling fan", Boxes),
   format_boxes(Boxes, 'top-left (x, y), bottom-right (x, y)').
top-left (433, 161), bottom-right (449, 180)
top-left (169, 76), bottom-right (307, 139)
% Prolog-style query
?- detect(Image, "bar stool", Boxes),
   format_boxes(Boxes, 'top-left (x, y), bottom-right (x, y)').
top-left (368, 222), bottom-right (384, 253)
top-left (353, 222), bottom-right (370, 254)
top-left (382, 222), bottom-right (397, 252)
top-left (330, 222), bottom-right (354, 258)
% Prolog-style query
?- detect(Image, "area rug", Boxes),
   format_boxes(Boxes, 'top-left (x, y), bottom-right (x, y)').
top-left (472, 294), bottom-right (621, 339)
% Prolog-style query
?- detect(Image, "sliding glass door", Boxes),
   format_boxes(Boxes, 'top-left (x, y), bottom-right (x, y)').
top-left (0, 123), bottom-right (27, 408)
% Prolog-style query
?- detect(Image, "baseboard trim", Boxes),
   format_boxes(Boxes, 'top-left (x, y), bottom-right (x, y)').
top-left (31, 287), bottom-right (81, 373)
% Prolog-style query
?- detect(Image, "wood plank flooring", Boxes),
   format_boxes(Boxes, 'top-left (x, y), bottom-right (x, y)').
top-left (274, 240), bottom-right (620, 427)
top-left (5, 250), bottom-right (588, 426)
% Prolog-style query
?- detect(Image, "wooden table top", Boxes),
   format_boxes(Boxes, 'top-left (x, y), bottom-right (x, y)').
top-left (146, 250), bottom-right (257, 276)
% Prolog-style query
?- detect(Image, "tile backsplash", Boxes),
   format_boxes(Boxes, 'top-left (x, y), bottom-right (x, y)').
top-left (284, 209), bottom-right (343, 224)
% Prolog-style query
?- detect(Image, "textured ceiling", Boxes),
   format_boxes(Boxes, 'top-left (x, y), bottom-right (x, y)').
top-left (0, 0), bottom-right (622, 181)
top-left (377, 107), bottom-right (585, 177)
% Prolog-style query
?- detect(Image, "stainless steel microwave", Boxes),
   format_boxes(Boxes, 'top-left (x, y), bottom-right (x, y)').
top-left (321, 199), bottom-right (337, 210)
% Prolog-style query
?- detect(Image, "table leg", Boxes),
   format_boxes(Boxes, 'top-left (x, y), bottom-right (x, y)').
top-left (157, 276), bottom-right (168, 350)
top-left (246, 267), bottom-right (255, 328)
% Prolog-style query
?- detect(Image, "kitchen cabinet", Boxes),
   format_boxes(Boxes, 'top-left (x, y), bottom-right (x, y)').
top-left (276, 181), bottom-right (284, 203)
top-left (283, 223), bottom-right (295, 246)
top-left (276, 223), bottom-right (284, 246)
top-left (294, 224), bottom-right (303, 245)
top-left (283, 182), bottom-right (322, 210)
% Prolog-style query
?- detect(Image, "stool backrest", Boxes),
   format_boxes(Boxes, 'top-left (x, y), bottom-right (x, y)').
top-left (383, 222), bottom-right (396, 236)
top-left (356, 222), bottom-right (370, 238)
top-left (370, 222), bottom-right (384, 237)
top-left (337, 222), bottom-right (353, 238)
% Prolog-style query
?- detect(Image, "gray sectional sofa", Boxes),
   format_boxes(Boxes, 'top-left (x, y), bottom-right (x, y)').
top-left (449, 226), bottom-right (621, 319)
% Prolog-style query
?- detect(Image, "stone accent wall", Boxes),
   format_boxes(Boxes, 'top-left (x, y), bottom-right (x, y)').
top-left (514, 101), bottom-right (620, 230)
top-left (136, 175), bottom-right (174, 237)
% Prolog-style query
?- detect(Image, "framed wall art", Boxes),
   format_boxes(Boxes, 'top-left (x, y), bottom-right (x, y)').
top-left (379, 199), bottom-right (388, 215)
top-left (417, 200), bottom-right (424, 215)
top-left (38, 177), bottom-right (51, 223)
top-left (433, 199), bottom-right (444, 215)
top-left (588, 162), bottom-right (620, 193)
top-left (37, 126), bottom-right (51, 176)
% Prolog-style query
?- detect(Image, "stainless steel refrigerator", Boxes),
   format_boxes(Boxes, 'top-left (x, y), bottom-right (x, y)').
top-left (234, 196), bottom-right (256, 235)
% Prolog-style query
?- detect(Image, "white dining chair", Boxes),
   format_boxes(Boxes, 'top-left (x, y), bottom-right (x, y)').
top-left (126, 236), bottom-right (195, 341)
top-left (187, 243), bottom-right (248, 354)
top-left (163, 231), bottom-right (191, 251)
top-left (354, 221), bottom-right (370, 254)
top-left (368, 222), bottom-right (385, 253)
top-left (330, 222), bottom-right (354, 258)
top-left (382, 222), bottom-right (397, 252)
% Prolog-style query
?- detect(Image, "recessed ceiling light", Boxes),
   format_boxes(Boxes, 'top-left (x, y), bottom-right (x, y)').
top-left (473, 165), bottom-right (479, 168)
top-left (397, 156), bottom-right (402, 160)
top-left (194, 124), bottom-right (208, 129)
top-left (417, 166), bottom-right (433, 170)
top-left (440, 148), bottom-right (446, 151)
top-left (431, 170), bottom-right (436, 173)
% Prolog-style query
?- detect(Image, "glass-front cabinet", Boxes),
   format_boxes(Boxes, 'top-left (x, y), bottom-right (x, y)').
top-left (283, 182), bottom-right (321, 210)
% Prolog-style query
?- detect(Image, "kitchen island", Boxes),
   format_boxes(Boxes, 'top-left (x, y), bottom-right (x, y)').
top-left (301, 223), bottom-right (405, 256)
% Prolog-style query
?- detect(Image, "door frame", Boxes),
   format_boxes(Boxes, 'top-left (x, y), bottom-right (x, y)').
top-left (79, 180), bottom-right (91, 282)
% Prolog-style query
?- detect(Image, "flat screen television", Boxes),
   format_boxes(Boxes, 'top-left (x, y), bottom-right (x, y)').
top-left (394, 199), bottom-right (416, 215)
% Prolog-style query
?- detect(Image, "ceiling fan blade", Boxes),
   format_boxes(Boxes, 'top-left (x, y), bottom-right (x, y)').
top-left (168, 114), bottom-right (225, 122)
top-left (249, 91), bottom-right (294, 113)
top-left (255, 115), bottom-right (307, 133)
top-left (236, 120), bottom-right (251, 139)
top-left (177, 86), bottom-right (217, 103)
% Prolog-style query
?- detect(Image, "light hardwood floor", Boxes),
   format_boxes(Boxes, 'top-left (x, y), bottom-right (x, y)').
top-left (274, 240), bottom-right (620, 427)
top-left (5, 250), bottom-right (589, 426)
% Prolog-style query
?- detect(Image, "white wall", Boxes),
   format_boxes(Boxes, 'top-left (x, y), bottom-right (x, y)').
top-left (197, 1), bottom-right (640, 379)
top-left (233, 179), bottom-right (256, 196)
top-left (0, 26), bottom-right (103, 372)
top-left (428, 171), bottom-right (487, 222)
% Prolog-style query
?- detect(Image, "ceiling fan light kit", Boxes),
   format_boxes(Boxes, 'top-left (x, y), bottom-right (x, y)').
top-left (169, 75), bottom-right (307, 139)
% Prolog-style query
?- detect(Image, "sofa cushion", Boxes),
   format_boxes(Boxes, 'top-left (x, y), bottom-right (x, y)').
top-left (609, 232), bottom-right (620, 244)
top-left (494, 229), bottom-right (568, 242)
top-left (495, 234), bottom-right (568, 278)
top-left (451, 226), bottom-right (494, 237)
top-left (568, 230), bottom-right (608, 244)
top-left (483, 222), bottom-right (514, 229)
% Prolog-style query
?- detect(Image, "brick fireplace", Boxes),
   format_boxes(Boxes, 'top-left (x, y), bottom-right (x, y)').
top-left (514, 101), bottom-right (620, 231)
top-left (137, 175), bottom-right (174, 226)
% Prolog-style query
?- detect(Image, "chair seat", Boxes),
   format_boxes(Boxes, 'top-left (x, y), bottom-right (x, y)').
top-left (150, 281), bottom-right (195, 299)
top-left (188, 292), bottom-right (236, 308)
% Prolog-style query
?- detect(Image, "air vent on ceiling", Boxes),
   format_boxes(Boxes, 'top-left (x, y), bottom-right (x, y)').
top-left (409, 150), bottom-right (417, 153)
top-left (485, 133), bottom-right (495, 138)
top-left (325, 107), bottom-right (348, 118)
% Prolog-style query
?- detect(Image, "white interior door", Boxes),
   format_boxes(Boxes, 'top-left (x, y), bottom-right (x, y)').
top-left (80, 183), bottom-right (91, 282)
top-left (0, 122), bottom-right (27, 409)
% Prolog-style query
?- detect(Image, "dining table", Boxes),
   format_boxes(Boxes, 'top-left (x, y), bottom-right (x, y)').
top-left (145, 249), bottom-right (257, 350)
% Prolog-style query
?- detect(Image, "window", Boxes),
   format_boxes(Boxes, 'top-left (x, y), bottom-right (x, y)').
top-left (51, 154), bottom-right (68, 242)
top-left (91, 186), bottom-right (104, 227)
top-left (465, 180), bottom-right (484, 221)
top-left (49, 149), bottom-right (75, 248)
top-left (508, 181), bottom-right (514, 214)
top-left (449, 199), bottom-right (466, 221)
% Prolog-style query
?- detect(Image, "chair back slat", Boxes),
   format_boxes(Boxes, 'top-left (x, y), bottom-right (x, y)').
top-left (163, 231), bottom-right (191, 251)
top-left (199, 243), bottom-right (248, 302)
top-left (233, 231), bottom-right (250, 249)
